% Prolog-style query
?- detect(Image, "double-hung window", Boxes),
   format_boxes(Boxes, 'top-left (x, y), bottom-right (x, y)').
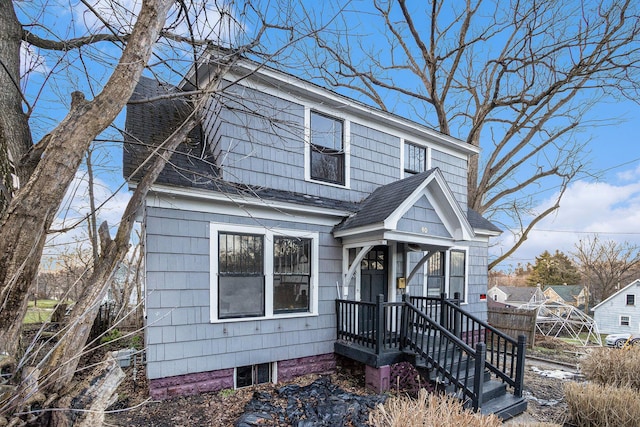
top-left (426, 251), bottom-right (445, 297)
top-left (404, 142), bottom-right (426, 174)
top-left (449, 250), bottom-right (466, 302)
top-left (424, 249), bottom-right (467, 302)
top-left (310, 111), bottom-right (345, 185)
top-left (218, 233), bottom-right (264, 319)
top-left (273, 236), bottom-right (311, 313)
top-left (627, 294), bottom-right (635, 306)
top-left (211, 224), bottom-right (318, 322)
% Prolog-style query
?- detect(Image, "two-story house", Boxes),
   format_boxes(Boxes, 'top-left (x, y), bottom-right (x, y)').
top-left (543, 284), bottom-right (587, 310)
top-left (124, 56), bottom-right (525, 417)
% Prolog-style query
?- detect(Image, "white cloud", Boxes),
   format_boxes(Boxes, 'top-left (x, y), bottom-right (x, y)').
top-left (492, 167), bottom-right (640, 270)
top-left (75, 0), bottom-right (237, 43)
top-left (20, 42), bottom-right (49, 76)
top-left (43, 171), bottom-right (131, 260)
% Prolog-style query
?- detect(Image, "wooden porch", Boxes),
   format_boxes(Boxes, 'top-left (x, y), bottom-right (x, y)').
top-left (335, 293), bottom-right (528, 419)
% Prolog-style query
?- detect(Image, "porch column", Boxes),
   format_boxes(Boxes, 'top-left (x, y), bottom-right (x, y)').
top-left (342, 245), bottom-right (373, 298)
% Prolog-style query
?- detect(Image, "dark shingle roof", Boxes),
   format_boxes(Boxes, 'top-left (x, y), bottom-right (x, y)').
top-left (123, 76), bottom-right (218, 188)
top-left (467, 208), bottom-right (502, 233)
top-left (334, 170), bottom-right (436, 232)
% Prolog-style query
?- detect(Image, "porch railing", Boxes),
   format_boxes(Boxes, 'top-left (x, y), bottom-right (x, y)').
top-left (336, 293), bottom-right (526, 406)
top-left (402, 299), bottom-right (487, 410)
top-left (410, 294), bottom-right (526, 397)
top-left (335, 296), bottom-right (403, 354)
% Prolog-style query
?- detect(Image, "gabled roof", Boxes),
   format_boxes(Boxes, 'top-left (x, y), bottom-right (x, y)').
top-left (592, 279), bottom-right (640, 311)
top-left (333, 169), bottom-right (482, 242)
top-left (544, 285), bottom-right (584, 302)
top-left (467, 208), bottom-right (502, 234)
top-left (494, 286), bottom-right (542, 303)
top-left (124, 76), bottom-right (217, 187)
top-left (333, 170), bottom-right (437, 232)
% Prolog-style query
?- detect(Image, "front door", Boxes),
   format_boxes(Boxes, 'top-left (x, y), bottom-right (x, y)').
top-left (359, 246), bottom-right (388, 333)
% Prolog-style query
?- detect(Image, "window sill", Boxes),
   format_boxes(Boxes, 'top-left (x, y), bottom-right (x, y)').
top-left (211, 311), bottom-right (319, 324)
top-left (306, 177), bottom-right (349, 189)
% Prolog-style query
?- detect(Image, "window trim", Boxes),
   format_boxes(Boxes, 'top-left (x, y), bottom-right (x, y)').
top-left (404, 141), bottom-right (427, 175)
top-left (447, 248), bottom-right (468, 303)
top-left (620, 315), bottom-right (631, 326)
top-left (210, 223), bottom-right (319, 323)
top-left (304, 107), bottom-right (350, 188)
top-left (627, 294), bottom-right (635, 306)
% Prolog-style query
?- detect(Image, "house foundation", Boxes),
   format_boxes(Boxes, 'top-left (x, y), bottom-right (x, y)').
top-left (148, 353), bottom-right (336, 400)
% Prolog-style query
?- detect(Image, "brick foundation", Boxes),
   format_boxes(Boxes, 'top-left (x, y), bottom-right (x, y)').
top-left (148, 353), bottom-right (336, 400)
top-left (149, 368), bottom-right (234, 400)
top-left (277, 353), bottom-right (336, 382)
top-left (365, 364), bottom-right (390, 393)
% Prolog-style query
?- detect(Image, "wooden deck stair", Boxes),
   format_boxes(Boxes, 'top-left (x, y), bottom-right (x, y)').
top-left (335, 294), bottom-right (528, 420)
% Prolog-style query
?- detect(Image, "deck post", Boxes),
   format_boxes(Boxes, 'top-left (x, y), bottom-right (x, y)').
top-left (473, 342), bottom-right (486, 411)
top-left (514, 335), bottom-right (527, 398)
top-left (375, 294), bottom-right (385, 355)
top-left (399, 293), bottom-right (408, 351)
top-left (453, 292), bottom-right (461, 338)
top-left (439, 292), bottom-right (447, 329)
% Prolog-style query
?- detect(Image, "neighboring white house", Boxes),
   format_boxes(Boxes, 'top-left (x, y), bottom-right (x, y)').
top-left (593, 279), bottom-right (640, 335)
top-left (486, 285), bottom-right (545, 307)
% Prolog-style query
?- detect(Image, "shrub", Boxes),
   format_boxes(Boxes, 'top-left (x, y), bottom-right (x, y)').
top-left (100, 328), bottom-right (122, 344)
top-left (565, 382), bottom-right (640, 426)
top-left (368, 390), bottom-right (502, 427)
top-left (580, 347), bottom-right (640, 390)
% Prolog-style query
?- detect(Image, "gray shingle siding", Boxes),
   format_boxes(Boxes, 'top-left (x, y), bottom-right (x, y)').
top-left (144, 206), bottom-right (341, 380)
top-left (396, 196), bottom-right (451, 238)
top-left (431, 149), bottom-right (467, 210)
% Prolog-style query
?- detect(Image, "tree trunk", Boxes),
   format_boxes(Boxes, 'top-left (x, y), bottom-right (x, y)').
top-left (50, 352), bottom-right (125, 427)
top-left (0, 0), bottom-right (171, 371)
top-left (0, 0), bottom-right (33, 211)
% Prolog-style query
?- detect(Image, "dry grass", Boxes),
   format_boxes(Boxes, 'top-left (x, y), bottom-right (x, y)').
top-left (580, 347), bottom-right (640, 390)
top-left (368, 390), bottom-right (502, 427)
top-left (564, 382), bottom-right (640, 426)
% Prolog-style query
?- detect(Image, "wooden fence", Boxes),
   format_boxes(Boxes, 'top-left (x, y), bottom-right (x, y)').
top-left (487, 306), bottom-right (537, 347)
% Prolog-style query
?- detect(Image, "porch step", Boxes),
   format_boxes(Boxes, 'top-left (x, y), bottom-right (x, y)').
top-left (480, 393), bottom-right (528, 421)
top-left (415, 355), bottom-right (526, 420)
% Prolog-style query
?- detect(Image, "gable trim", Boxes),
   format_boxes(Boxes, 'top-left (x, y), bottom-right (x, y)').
top-left (382, 169), bottom-right (474, 241)
top-left (593, 279), bottom-right (640, 311)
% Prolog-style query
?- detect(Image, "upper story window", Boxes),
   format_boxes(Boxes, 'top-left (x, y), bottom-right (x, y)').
top-left (404, 142), bottom-right (426, 174)
top-left (627, 294), bottom-right (635, 306)
top-left (310, 111), bottom-right (345, 185)
top-left (211, 224), bottom-right (318, 322)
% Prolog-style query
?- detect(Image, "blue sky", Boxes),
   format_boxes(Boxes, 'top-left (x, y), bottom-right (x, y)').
top-left (491, 96), bottom-right (640, 271)
top-left (18, 0), bottom-right (640, 271)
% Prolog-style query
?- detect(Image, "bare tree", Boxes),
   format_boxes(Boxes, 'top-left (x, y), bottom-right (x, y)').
top-left (295, 0), bottom-right (640, 268)
top-left (573, 235), bottom-right (640, 306)
top-left (0, 0), bottom-right (324, 424)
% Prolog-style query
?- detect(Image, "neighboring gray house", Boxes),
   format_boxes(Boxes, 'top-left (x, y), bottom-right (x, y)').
top-left (593, 279), bottom-right (640, 335)
top-left (487, 285), bottom-right (545, 307)
top-left (124, 57), bottom-right (519, 411)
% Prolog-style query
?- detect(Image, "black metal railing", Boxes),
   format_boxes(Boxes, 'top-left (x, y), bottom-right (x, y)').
top-left (336, 292), bottom-right (526, 406)
top-left (401, 299), bottom-right (486, 410)
top-left (336, 296), bottom-right (404, 354)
